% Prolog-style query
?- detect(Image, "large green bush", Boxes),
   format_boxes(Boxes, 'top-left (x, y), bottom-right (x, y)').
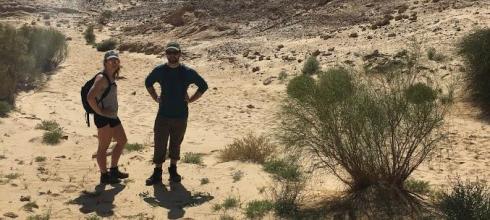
top-left (459, 29), bottom-right (490, 109)
top-left (0, 23), bottom-right (67, 105)
top-left (279, 50), bottom-right (451, 217)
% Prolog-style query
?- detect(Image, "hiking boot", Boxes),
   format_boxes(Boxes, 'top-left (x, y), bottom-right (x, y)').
top-left (146, 167), bottom-right (162, 186)
top-left (110, 166), bottom-right (129, 179)
top-left (168, 165), bottom-right (181, 183)
top-left (100, 172), bottom-right (121, 184)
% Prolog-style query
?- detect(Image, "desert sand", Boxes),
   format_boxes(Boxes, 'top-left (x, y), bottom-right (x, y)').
top-left (1, 0), bottom-right (490, 219)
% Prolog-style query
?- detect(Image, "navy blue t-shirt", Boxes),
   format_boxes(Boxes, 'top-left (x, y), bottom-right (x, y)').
top-left (145, 64), bottom-right (208, 119)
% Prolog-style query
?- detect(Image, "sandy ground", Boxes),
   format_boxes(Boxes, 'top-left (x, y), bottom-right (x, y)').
top-left (1, 0), bottom-right (490, 219)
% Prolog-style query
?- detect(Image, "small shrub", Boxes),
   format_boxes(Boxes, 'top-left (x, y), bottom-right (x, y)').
top-left (200, 177), bottom-right (210, 185)
top-left (98, 10), bottom-right (112, 25)
top-left (23, 201), bottom-right (39, 212)
top-left (244, 200), bottom-right (274, 219)
top-left (84, 25), bottom-right (95, 44)
top-left (27, 212), bottom-right (50, 220)
top-left (459, 29), bottom-right (490, 109)
top-left (219, 133), bottom-right (276, 164)
top-left (232, 170), bottom-right (243, 182)
top-left (85, 214), bottom-right (101, 220)
top-left (212, 203), bottom-right (222, 212)
top-left (278, 70), bottom-right (288, 82)
top-left (222, 196), bottom-right (240, 210)
top-left (405, 82), bottom-right (437, 104)
top-left (35, 120), bottom-right (60, 131)
top-left (427, 47), bottom-right (445, 61)
top-left (438, 179), bottom-right (490, 220)
top-left (35, 156), bottom-right (47, 162)
top-left (302, 55), bottom-right (320, 75)
top-left (182, 152), bottom-right (203, 165)
top-left (5, 173), bottom-right (20, 180)
top-left (42, 128), bottom-right (63, 145)
top-left (404, 179), bottom-right (431, 195)
top-left (0, 101), bottom-right (12, 117)
top-left (96, 38), bottom-right (118, 52)
top-left (124, 143), bottom-right (144, 152)
top-left (219, 215), bottom-right (235, 220)
top-left (263, 158), bottom-right (302, 182)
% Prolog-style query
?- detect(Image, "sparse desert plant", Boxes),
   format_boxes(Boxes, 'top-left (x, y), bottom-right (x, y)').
top-left (35, 156), bottom-right (47, 162)
top-left (200, 177), bottom-right (210, 185)
top-left (263, 157), bottom-right (302, 182)
top-left (98, 10), bottom-right (112, 25)
top-left (42, 128), bottom-right (63, 145)
top-left (232, 170), bottom-right (243, 182)
top-left (222, 196), bottom-right (240, 210)
top-left (182, 152), bottom-right (203, 165)
top-left (5, 173), bottom-right (20, 180)
top-left (427, 47), bottom-right (445, 61)
top-left (244, 200), bottom-right (274, 219)
top-left (35, 120), bottom-right (61, 131)
top-left (27, 211), bottom-right (51, 220)
top-left (96, 38), bottom-right (118, 52)
top-left (438, 178), bottom-right (490, 220)
top-left (0, 101), bottom-right (12, 117)
top-left (405, 179), bottom-right (431, 195)
top-left (219, 133), bottom-right (276, 164)
top-left (85, 214), bottom-right (101, 220)
top-left (84, 25), bottom-right (95, 44)
top-left (278, 70), bottom-right (288, 82)
top-left (301, 55), bottom-right (320, 75)
top-left (23, 201), bottom-right (39, 212)
top-left (459, 28), bottom-right (490, 110)
top-left (279, 45), bottom-right (451, 217)
top-left (124, 143), bottom-right (144, 152)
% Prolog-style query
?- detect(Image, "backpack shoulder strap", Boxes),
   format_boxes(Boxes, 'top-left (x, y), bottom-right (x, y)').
top-left (97, 72), bottom-right (112, 103)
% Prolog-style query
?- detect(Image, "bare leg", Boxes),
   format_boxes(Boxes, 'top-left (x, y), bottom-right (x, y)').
top-left (110, 124), bottom-right (127, 167)
top-left (97, 125), bottom-right (113, 173)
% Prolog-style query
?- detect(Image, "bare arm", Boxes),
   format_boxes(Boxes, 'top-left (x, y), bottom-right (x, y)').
top-left (87, 75), bottom-right (110, 116)
top-left (146, 86), bottom-right (160, 103)
top-left (188, 91), bottom-right (203, 103)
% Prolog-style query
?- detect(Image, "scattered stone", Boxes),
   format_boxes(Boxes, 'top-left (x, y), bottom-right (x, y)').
top-left (388, 33), bottom-right (396, 37)
top-left (20, 195), bottom-right (30, 202)
top-left (263, 77), bottom-right (276, 85)
top-left (328, 47), bottom-right (335, 52)
top-left (349, 32), bottom-right (358, 38)
top-left (367, 36), bottom-right (373, 39)
top-left (320, 34), bottom-right (332, 40)
top-left (55, 155), bottom-right (66, 159)
top-left (246, 104), bottom-right (255, 109)
top-left (131, 91), bottom-right (136, 95)
top-left (276, 44), bottom-right (284, 51)
top-left (65, 36), bottom-right (72, 41)
top-left (252, 67), bottom-right (260, 72)
top-left (312, 49), bottom-right (321, 57)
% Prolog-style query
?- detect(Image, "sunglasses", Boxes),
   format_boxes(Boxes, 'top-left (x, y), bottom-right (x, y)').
top-left (165, 51), bottom-right (180, 55)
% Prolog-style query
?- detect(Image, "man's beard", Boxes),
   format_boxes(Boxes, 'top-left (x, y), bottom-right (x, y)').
top-left (168, 57), bottom-right (179, 64)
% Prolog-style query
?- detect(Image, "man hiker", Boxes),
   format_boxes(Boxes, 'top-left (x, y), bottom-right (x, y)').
top-left (144, 42), bottom-right (208, 185)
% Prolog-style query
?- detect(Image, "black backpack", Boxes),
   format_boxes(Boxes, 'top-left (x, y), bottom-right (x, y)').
top-left (81, 72), bottom-right (112, 127)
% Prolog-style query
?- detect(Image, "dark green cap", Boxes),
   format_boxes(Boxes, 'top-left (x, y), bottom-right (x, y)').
top-left (165, 42), bottom-right (181, 52)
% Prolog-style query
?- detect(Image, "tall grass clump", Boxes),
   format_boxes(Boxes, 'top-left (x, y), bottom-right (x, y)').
top-left (459, 29), bottom-right (490, 110)
top-left (0, 23), bottom-right (67, 105)
top-left (278, 46), bottom-right (451, 217)
top-left (301, 55), bottom-right (320, 75)
top-left (438, 178), bottom-right (490, 220)
top-left (218, 133), bottom-right (276, 164)
top-left (84, 25), bottom-right (95, 45)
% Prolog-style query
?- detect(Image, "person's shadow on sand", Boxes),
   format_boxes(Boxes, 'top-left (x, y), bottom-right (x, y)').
top-left (141, 182), bottom-right (214, 219)
top-left (68, 183), bottom-right (125, 217)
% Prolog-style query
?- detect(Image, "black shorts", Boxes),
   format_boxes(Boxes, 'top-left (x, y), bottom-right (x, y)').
top-left (94, 114), bottom-right (121, 128)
